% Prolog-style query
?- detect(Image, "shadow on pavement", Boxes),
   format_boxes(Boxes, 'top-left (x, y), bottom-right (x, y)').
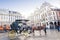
top-left (13, 38), bottom-right (20, 40)
top-left (8, 38), bottom-right (20, 40)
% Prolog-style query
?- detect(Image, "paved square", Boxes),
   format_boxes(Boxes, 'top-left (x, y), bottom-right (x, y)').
top-left (0, 29), bottom-right (60, 40)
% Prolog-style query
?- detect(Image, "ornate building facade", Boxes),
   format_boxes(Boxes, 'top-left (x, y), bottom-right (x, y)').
top-left (0, 9), bottom-right (22, 26)
top-left (27, 2), bottom-right (60, 28)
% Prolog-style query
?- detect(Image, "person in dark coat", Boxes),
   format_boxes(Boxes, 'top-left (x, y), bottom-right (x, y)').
top-left (57, 21), bottom-right (60, 32)
top-left (10, 21), bottom-right (19, 33)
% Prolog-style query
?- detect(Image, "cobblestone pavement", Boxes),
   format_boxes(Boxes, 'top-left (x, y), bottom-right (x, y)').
top-left (25, 30), bottom-right (60, 40)
top-left (0, 29), bottom-right (60, 40)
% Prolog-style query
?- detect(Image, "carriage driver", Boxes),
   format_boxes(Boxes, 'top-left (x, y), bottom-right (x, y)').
top-left (43, 24), bottom-right (47, 35)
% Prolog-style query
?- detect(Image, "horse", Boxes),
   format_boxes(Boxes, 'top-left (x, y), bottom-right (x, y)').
top-left (19, 25), bottom-right (47, 35)
top-left (19, 26), bottom-right (32, 34)
top-left (31, 25), bottom-right (47, 36)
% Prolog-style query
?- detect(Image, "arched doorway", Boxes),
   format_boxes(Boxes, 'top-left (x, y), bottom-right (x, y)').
top-left (58, 21), bottom-right (60, 25)
top-left (50, 22), bottom-right (53, 25)
top-left (54, 22), bottom-right (57, 29)
top-left (50, 22), bottom-right (54, 29)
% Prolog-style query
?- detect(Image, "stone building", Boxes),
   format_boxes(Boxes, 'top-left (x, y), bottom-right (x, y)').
top-left (0, 9), bottom-right (22, 26)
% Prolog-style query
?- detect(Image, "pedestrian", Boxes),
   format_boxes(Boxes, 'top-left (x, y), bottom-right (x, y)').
top-left (57, 21), bottom-right (60, 32)
top-left (43, 24), bottom-right (47, 35)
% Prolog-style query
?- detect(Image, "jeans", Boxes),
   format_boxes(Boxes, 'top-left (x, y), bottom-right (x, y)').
top-left (57, 26), bottom-right (60, 32)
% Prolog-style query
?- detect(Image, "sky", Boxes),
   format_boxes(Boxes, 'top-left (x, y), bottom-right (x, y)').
top-left (0, 0), bottom-right (60, 18)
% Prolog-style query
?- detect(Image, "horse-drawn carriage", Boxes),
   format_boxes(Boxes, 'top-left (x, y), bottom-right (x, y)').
top-left (8, 19), bottom-right (31, 40)
top-left (8, 19), bottom-right (47, 40)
